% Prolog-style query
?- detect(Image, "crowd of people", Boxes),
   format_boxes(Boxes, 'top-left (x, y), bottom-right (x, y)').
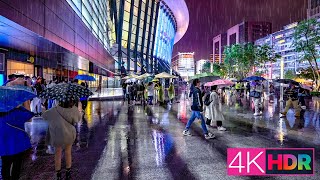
top-left (122, 80), bottom-right (176, 106)
top-left (1, 74), bottom-right (89, 180)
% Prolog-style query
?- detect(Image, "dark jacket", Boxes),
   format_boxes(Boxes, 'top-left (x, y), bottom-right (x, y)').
top-left (191, 87), bottom-right (203, 112)
top-left (285, 88), bottom-right (298, 101)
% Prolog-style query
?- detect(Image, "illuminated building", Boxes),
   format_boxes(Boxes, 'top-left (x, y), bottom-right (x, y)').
top-left (171, 52), bottom-right (195, 80)
top-left (213, 21), bottom-right (271, 64)
top-left (109, 0), bottom-right (189, 74)
top-left (308, 0), bottom-right (320, 19)
top-left (196, 59), bottom-right (210, 74)
top-left (255, 22), bottom-right (310, 79)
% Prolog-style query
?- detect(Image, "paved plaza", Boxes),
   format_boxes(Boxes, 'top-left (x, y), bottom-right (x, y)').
top-left (1, 96), bottom-right (320, 180)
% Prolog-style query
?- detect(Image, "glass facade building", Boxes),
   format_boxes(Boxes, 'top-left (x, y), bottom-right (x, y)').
top-left (64, 0), bottom-right (189, 75)
top-left (66, 0), bottom-right (113, 51)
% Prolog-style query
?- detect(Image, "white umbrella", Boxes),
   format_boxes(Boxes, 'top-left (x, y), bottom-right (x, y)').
top-left (136, 73), bottom-right (152, 80)
top-left (123, 74), bottom-right (138, 80)
top-left (155, 72), bottom-right (177, 79)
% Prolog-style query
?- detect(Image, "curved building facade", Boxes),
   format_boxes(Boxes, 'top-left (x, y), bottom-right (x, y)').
top-left (110, 0), bottom-right (189, 74)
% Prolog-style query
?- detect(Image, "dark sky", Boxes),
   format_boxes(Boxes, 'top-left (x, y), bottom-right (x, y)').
top-left (173, 0), bottom-right (308, 60)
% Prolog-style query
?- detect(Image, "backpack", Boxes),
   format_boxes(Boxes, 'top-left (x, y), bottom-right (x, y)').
top-left (204, 93), bottom-right (212, 106)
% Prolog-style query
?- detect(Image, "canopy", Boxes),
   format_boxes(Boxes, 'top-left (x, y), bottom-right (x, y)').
top-left (155, 72), bottom-right (177, 79)
top-left (123, 74), bottom-right (139, 80)
top-left (204, 79), bottom-right (234, 87)
top-left (136, 73), bottom-right (152, 80)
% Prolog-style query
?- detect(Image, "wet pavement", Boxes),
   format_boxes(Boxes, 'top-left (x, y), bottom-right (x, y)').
top-left (1, 94), bottom-right (320, 180)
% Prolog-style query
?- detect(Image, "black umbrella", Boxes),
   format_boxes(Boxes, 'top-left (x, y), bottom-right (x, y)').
top-left (39, 83), bottom-right (93, 102)
top-left (274, 79), bottom-right (300, 86)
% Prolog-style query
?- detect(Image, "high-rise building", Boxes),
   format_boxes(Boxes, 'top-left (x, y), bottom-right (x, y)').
top-left (196, 59), bottom-right (210, 74)
top-left (171, 52), bottom-right (195, 80)
top-left (213, 21), bottom-right (272, 64)
top-left (255, 22), bottom-right (309, 79)
top-left (308, 0), bottom-right (320, 18)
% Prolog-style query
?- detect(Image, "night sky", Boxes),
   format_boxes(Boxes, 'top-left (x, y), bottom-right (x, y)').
top-left (173, 0), bottom-right (308, 60)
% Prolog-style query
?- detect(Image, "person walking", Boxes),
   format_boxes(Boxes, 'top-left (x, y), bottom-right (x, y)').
top-left (42, 100), bottom-right (81, 180)
top-left (205, 85), bottom-right (227, 131)
top-left (281, 84), bottom-right (301, 117)
top-left (168, 82), bottom-right (175, 104)
top-left (183, 79), bottom-right (215, 139)
top-left (80, 82), bottom-right (89, 113)
top-left (250, 81), bottom-right (263, 116)
top-left (158, 83), bottom-right (164, 105)
top-left (147, 82), bottom-right (154, 105)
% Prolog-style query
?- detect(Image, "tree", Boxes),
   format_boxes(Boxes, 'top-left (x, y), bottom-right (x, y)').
top-left (223, 43), bottom-right (256, 79)
top-left (284, 70), bottom-right (297, 79)
top-left (201, 61), bottom-right (211, 73)
top-left (255, 44), bottom-right (281, 70)
top-left (212, 63), bottom-right (226, 77)
top-left (298, 67), bottom-right (315, 80)
top-left (293, 18), bottom-right (320, 90)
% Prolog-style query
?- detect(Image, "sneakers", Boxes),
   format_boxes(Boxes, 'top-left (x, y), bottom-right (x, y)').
top-left (205, 133), bottom-right (215, 139)
top-left (217, 126), bottom-right (226, 131)
top-left (183, 130), bottom-right (192, 136)
top-left (253, 113), bottom-right (262, 116)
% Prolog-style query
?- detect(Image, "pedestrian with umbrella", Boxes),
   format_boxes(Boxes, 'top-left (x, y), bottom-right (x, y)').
top-left (40, 83), bottom-right (92, 180)
top-left (0, 86), bottom-right (36, 180)
top-left (168, 82), bottom-right (175, 104)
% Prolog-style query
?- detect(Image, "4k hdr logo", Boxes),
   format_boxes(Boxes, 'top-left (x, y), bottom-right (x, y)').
top-left (227, 148), bottom-right (314, 176)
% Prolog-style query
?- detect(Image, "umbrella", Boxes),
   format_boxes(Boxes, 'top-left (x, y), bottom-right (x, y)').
top-left (243, 76), bottom-right (266, 81)
top-left (155, 72), bottom-right (177, 79)
top-left (275, 79), bottom-right (300, 86)
top-left (136, 73), bottom-right (152, 80)
top-left (123, 74), bottom-right (139, 80)
top-left (0, 86), bottom-right (37, 112)
top-left (74, 74), bottom-right (96, 81)
top-left (39, 83), bottom-right (93, 102)
top-left (0, 106), bottom-right (33, 156)
top-left (300, 84), bottom-right (312, 91)
top-left (206, 79), bottom-right (234, 86)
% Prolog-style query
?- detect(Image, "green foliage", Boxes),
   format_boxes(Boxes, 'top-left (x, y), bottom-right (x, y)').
top-left (212, 63), bottom-right (226, 77)
top-left (201, 62), bottom-right (211, 73)
top-left (298, 67), bottom-right (315, 81)
top-left (255, 44), bottom-right (281, 70)
top-left (284, 70), bottom-right (297, 79)
top-left (223, 43), bottom-right (256, 79)
top-left (293, 18), bottom-right (320, 89)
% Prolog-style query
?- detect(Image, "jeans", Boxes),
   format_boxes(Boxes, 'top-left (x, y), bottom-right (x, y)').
top-left (185, 110), bottom-right (208, 134)
top-left (148, 96), bottom-right (154, 105)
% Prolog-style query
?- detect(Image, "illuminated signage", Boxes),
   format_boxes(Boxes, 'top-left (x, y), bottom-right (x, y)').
top-left (182, 54), bottom-right (193, 58)
top-left (278, 40), bottom-right (285, 44)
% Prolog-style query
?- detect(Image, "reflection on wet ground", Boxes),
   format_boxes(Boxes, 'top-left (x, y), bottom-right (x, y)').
top-left (1, 95), bottom-right (320, 179)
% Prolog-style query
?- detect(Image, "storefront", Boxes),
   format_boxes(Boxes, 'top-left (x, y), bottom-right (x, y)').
top-left (7, 60), bottom-right (34, 77)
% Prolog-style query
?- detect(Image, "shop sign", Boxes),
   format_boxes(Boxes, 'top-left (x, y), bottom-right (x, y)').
top-left (0, 53), bottom-right (4, 71)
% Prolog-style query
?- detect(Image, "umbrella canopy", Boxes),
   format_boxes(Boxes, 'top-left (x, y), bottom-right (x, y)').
top-left (39, 83), bottom-right (93, 102)
top-left (204, 79), bottom-right (234, 86)
top-left (155, 72), bottom-right (177, 79)
top-left (136, 73), bottom-right (152, 80)
top-left (275, 79), bottom-right (300, 86)
top-left (0, 106), bottom-right (33, 156)
top-left (123, 74), bottom-right (139, 80)
top-left (300, 84), bottom-right (312, 91)
top-left (74, 74), bottom-right (96, 81)
top-left (0, 86), bottom-right (36, 112)
top-left (243, 76), bottom-right (266, 81)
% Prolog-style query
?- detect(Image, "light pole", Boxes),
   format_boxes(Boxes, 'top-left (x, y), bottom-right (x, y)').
top-left (280, 57), bottom-right (284, 102)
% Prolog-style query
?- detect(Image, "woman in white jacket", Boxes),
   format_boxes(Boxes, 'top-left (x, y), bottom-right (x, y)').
top-left (205, 85), bottom-right (226, 131)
